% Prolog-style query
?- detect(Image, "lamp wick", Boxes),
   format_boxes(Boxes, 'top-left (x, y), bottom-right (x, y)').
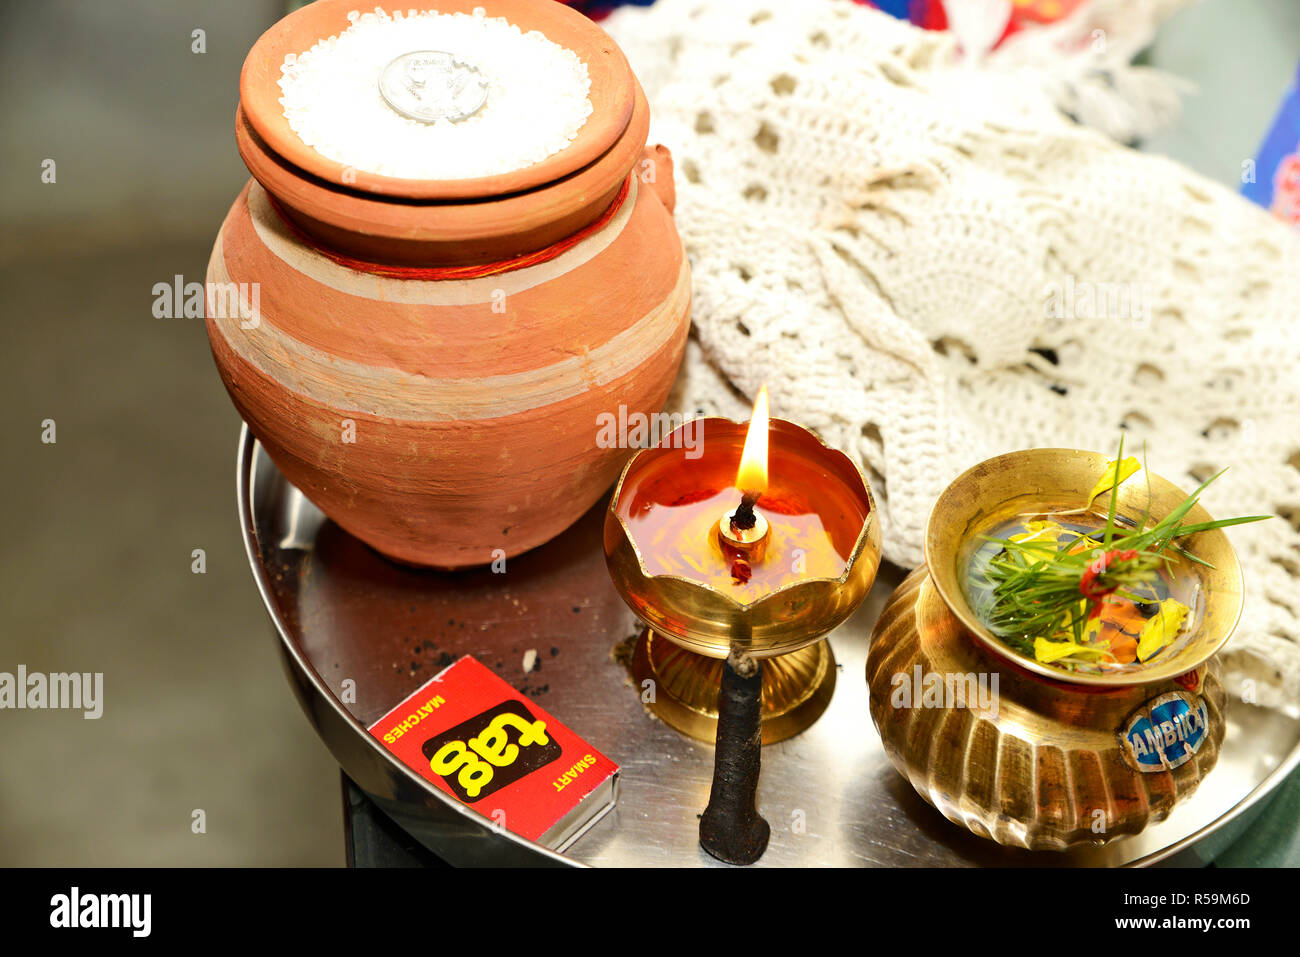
top-left (731, 491), bottom-right (760, 532)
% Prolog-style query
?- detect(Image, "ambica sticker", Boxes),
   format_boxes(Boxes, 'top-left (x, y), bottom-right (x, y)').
top-left (1118, 690), bottom-right (1210, 772)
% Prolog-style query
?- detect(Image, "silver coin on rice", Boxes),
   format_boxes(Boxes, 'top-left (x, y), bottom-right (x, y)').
top-left (378, 50), bottom-right (489, 124)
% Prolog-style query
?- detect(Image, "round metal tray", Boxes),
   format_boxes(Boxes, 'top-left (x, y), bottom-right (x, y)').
top-left (237, 427), bottom-right (1300, 866)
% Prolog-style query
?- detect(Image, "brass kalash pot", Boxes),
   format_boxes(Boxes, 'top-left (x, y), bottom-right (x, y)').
top-left (867, 449), bottom-right (1242, 851)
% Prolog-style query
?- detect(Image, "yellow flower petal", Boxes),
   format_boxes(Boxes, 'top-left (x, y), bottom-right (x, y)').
top-left (1009, 521), bottom-right (1064, 563)
top-left (1034, 636), bottom-right (1110, 664)
top-left (1087, 456), bottom-right (1141, 504)
top-left (1136, 598), bottom-right (1190, 662)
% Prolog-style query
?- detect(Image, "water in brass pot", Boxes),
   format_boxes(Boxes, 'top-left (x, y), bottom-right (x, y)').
top-left (962, 511), bottom-right (1205, 677)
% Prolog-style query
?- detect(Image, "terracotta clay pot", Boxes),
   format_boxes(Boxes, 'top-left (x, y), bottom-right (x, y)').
top-left (206, 0), bottom-right (690, 568)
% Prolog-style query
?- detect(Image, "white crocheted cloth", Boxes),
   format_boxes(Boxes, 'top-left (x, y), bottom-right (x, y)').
top-left (606, 0), bottom-right (1300, 708)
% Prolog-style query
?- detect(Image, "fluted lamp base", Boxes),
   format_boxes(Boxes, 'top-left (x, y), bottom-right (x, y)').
top-left (632, 630), bottom-right (835, 744)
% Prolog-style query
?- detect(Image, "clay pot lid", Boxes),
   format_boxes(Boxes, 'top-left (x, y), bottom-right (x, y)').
top-left (239, 0), bottom-right (635, 201)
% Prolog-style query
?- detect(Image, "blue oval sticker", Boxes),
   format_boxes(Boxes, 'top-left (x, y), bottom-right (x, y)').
top-left (1119, 691), bottom-right (1210, 772)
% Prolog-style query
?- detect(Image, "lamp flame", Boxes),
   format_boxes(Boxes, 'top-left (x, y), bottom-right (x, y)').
top-left (736, 385), bottom-right (769, 496)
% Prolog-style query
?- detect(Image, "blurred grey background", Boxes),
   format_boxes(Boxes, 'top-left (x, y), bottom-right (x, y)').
top-left (0, 0), bottom-right (1297, 865)
top-left (0, 0), bottom-right (340, 866)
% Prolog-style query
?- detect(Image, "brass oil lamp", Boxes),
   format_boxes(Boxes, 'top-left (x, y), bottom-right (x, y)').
top-left (605, 390), bottom-right (882, 863)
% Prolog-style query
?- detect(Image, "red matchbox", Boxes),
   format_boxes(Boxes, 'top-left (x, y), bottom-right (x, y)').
top-left (367, 655), bottom-right (619, 852)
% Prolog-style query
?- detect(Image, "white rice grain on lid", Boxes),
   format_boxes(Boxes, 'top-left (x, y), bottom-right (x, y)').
top-left (277, 7), bottom-right (594, 181)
